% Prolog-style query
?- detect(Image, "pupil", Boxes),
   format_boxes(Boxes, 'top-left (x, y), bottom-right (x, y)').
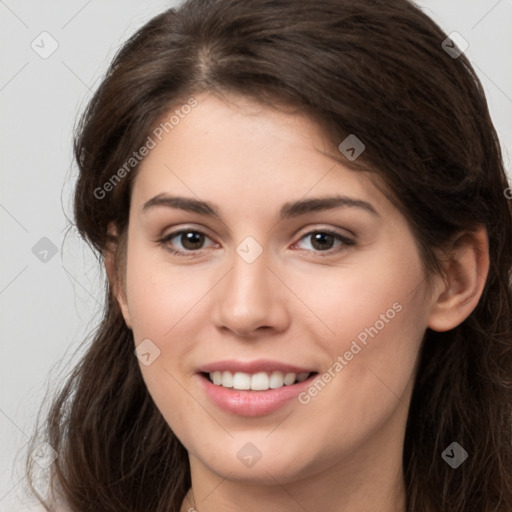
top-left (182, 232), bottom-right (203, 250)
top-left (312, 232), bottom-right (334, 251)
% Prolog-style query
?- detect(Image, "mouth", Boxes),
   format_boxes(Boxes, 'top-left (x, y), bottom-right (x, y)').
top-left (197, 364), bottom-right (319, 416)
top-left (200, 370), bottom-right (317, 391)
top-left (196, 359), bottom-right (319, 415)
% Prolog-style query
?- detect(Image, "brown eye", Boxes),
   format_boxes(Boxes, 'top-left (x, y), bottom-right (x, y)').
top-left (310, 232), bottom-right (336, 251)
top-left (179, 231), bottom-right (206, 250)
top-left (294, 230), bottom-right (355, 256)
top-left (159, 229), bottom-right (215, 256)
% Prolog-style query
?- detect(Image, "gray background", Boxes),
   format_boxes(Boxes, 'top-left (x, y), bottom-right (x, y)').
top-left (1, 1), bottom-right (511, 510)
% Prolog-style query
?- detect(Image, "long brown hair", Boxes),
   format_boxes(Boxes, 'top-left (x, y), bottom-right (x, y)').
top-left (26, 0), bottom-right (512, 510)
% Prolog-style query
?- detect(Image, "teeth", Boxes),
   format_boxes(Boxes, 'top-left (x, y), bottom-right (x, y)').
top-left (296, 372), bottom-right (309, 382)
top-left (283, 372), bottom-right (296, 385)
top-left (233, 372), bottom-right (251, 390)
top-left (251, 372), bottom-right (269, 390)
top-left (221, 371), bottom-right (233, 388)
top-left (208, 370), bottom-right (311, 391)
top-left (269, 371), bottom-right (285, 389)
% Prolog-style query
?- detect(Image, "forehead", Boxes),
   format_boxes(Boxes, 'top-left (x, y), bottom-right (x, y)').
top-left (131, 92), bottom-right (391, 217)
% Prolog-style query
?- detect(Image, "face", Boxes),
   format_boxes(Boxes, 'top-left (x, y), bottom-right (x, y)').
top-left (116, 91), bottom-right (434, 486)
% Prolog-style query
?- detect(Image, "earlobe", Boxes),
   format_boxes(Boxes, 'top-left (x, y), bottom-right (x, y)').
top-left (427, 227), bottom-right (489, 332)
top-left (104, 222), bottom-right (132, 329)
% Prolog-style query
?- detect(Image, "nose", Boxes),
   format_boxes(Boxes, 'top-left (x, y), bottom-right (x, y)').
top-left (212, 246), bottom-right (290, 338)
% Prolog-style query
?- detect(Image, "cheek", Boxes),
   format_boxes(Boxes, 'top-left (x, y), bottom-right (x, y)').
top-left (293, 243), bottom-right (427, 421)
top-left (291, 239), bottom-right (426, 351)
top-left (124, 239), bottom-right (207, 341)
top-left (124, 249), bottom-right (208, 441)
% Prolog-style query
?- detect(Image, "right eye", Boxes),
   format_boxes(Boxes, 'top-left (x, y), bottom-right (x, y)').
top-left (158, 229), bottom-right (217, 257)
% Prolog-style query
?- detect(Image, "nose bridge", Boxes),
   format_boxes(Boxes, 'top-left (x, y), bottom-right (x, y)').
top-left (213, 237), bottom-right (288, 335)
top-left (227, 241), bottom-right (273, 311)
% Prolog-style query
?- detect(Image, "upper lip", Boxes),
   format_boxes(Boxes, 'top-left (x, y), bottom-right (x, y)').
top-left (198, 359), bottom-right (315, 375)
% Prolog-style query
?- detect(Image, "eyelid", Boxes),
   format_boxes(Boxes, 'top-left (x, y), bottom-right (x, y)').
top-left (294, 223), bottom-right (356, 240)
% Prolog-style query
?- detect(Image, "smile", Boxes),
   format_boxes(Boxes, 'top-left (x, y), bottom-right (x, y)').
top-left (205, 370), bottom-right (312, 391)
top-left (197, 361), bottom-right (319, 415)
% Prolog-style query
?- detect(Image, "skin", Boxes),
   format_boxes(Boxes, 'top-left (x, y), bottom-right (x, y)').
top-left (107, 91), bottom-right (489, 512)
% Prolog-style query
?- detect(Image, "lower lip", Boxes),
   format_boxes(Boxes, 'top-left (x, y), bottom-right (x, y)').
top-left (199, 373), bottom-right (317, 416)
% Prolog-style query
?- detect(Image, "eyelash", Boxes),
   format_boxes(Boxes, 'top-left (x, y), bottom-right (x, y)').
top-left (157, 228), bottom-right (355, 258)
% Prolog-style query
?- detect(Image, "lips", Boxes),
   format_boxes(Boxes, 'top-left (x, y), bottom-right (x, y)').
top-left (196, 359), bottom-right (318, 415)
top-left (198, 359), bottom-right (315, 375)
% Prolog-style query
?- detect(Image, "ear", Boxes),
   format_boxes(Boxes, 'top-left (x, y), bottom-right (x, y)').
top-left (104, 222), bottom-right (132, 329)
top-left (428, 226), bottom-right (489, 332)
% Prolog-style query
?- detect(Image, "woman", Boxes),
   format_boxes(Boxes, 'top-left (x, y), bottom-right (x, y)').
top-left (26, 0), bottom-right (512, 511)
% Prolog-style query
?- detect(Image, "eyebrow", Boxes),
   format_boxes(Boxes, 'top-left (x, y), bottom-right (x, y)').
top-left (141, 193), bottom-right (379, 219)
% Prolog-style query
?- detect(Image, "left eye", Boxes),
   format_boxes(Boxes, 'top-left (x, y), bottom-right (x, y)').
top-left (294, 231), bottom-right (354, 253)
